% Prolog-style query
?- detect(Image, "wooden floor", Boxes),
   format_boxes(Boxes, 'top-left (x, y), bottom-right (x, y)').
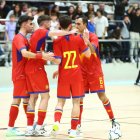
top-left (0, 63), bottom-right (140, 140)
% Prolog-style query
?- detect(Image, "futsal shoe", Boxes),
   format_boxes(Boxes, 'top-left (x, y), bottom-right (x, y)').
top-left (34, 127), bottom-right (50, 137)
top-left (6, 128), bottom-right (25, 137)
top-left (109, 120), bottom-right (122, 140)
top-left (68, 124), bottom-right (83, 137)
top-left (69, 129), bottom-right (81, 139)
top-left (25, 129), bottom-right (35, 136)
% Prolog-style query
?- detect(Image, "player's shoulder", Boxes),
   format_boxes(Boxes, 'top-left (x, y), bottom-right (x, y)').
top-left (89, 32), bottom-right (98, 39)
top-left (13, 33), bottom-right (24, 42)
top-left (53, 36), bottom-right (63, 44)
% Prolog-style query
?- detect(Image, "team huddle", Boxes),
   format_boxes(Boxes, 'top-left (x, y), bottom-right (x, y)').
top-left (6, 14), bottom-right (122, 140)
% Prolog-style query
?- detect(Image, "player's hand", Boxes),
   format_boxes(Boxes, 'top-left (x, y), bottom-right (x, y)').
top-left (83, 29), bottom-right (90, 45)
top-left (53, 70), bottom-right (59, 79)
top-left (42, 52), bottom-right (54, 61)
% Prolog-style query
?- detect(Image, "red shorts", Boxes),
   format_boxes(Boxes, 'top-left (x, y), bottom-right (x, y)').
top-left (26, 68), bottom-right (49, 94)
top-left (57, 79), bottom-right (84, 99)
top-left (13, 79), bottom-right (29, 98)
top-left (84, 76), bottom-right (105, 94)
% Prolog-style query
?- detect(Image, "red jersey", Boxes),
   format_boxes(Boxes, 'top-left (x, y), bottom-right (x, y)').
top-left (12, 33), bottom-right (29, 82)
top-left (25, 28), bottom-right (49, 73)
top-left (53, 34), bottom-right (88, 82)
top-left (80, 33), bottom-right (103, 81)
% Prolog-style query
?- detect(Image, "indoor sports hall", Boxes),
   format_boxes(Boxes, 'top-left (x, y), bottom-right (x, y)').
top-left (0, 0), bottom-right (140, 140)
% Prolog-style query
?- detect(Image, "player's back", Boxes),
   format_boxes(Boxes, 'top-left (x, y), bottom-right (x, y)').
top-left (53, 34), bottom-right (88, 82)
top-left (12, 33), bottom-right (29, 81)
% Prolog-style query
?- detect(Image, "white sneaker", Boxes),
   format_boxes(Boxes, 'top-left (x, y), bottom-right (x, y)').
top-left (34, 127), bottom-right (50, 137)
top-left (76, 124), bottom-right (83, 136)
top-left (6, 128), bottom-right (25, 137)
top-left (109, 120), bottom-right (122, 140)
top-left (25, 129), bottom-right (34, 136)
top-left (69, 129), bottom-right (80, 139)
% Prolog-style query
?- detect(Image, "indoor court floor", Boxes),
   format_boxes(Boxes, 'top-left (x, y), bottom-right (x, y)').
top-left (0, 63), bottom-right (140, 140)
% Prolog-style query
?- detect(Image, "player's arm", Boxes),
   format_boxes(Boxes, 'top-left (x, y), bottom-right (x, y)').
top-left (83, 29), bottom-right (95, 53)
top-left (48, 29), bottom-right (77, 37)
top-left (82, 48), bottom-right (91, 58)
top-left (21, 48), bottom-right (54, 60)
top-left (53, 70), bottom-right (59, 79)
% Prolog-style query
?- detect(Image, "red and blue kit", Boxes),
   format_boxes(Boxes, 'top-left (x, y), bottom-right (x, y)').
top-left (25, 28), bottom-right (50, 94)
top-left (80, 33), bottom-right (105, 93)
top-left (53, 34), bottom-right (88, 98)
top-left (12, 33), bottom-right (29, 98)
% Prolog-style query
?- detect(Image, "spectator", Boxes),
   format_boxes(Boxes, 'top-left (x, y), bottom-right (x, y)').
top-left (85, 3), bottom-right (95, 18)
top-left (0, 0), bottom-right (11, 19)
top-left (97, 3), bottom-right (107, 17)
top-left (128, 7), bottom-right (140, 63)
top-left (73, 5), bottom-right (84, 20)
top-left (114, 0), bottom-right (128, 20)
top-left (6, 3), bottom-right (21, 20)
top-left (32, 7), bottom-right (45, 30)
top-left (87, 14), bottom-right (95, 33)
top-left (67, 5), bottom-right (75, 20)
top-left (121, 15), bottom-right (131, 62)
top-left (21, 3), bottom-right (29, 15)
top-left (94, 9), bottom-right (109, 62)
top-left (51, 5), bottom-right (60, 17)
top-left (5, 14), bottom-right (16, 66)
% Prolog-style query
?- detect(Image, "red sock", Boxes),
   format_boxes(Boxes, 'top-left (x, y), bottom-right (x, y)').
top-left (78, 101), bottom-right (83, 125)
top-left (37, 110), bottom-right (46, 125)
top-left (71, 117), bottom-right (79, 130)
top-left (8, 104), bottom-right (19, 127)
top-left (103, 100), bottom-right (114, 120)
top-left (23, 102), bottom-right (28, 114)
top-left (54, 109), bottom-right (63, 123)
top-left (26, 110), bottom-right (35, 126)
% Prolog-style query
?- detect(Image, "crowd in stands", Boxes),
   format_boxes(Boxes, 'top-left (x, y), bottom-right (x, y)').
top-left (0, 0), bottom-right (140, 66)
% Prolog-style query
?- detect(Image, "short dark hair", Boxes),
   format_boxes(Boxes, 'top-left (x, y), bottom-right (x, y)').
top-left (96, 9), bottom-right (103, 15)
top-left (18, 15), bottom-right (33, 26)
top-left (76, 16), bottom-right (88, 26)
top-left (37, 15), bottom-right (51, 25)
top-left (59, 15), bottom-right (72, 29)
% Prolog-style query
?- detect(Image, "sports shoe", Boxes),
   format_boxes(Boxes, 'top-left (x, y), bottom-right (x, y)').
top-left (109, 120), bottom-right (122, 140)
top-left (6, 128), bottom-right (25, 137)
top-left (69, 129), bottom-right (79, 139)
top-left (51, 122), bottom-right (59, 136)
top-left (34, 127), bottom-right (50, 137)
top-left (25, 129), bottom-right (35, 136)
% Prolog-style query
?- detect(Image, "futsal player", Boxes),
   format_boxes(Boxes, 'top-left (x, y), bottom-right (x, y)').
top-left (25, 15), bottom-right (77, 136)
top-left (6, 15), bottom-right (53, 137)
top-left (75, 16), bottom-right (122, 140)
top-left (50, 15), bottom-right (91, 138)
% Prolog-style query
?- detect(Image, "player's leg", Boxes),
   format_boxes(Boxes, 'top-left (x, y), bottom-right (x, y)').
top-left (97, 92), bottom-right (122, 139)
top-left (52, 98), bottom-right (66, 134)
top-left (69, 98), bottom-right (80, 138)
top-left (35, 92), bottom-right (50, 133)
top-left (26, 94), bottom-right (38, 136)
top-left (6, 79), bottom-right (29, 136)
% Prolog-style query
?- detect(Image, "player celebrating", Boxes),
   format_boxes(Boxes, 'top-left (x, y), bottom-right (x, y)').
top-left (50, 15), bottom-right (91, 139)
top-left (6, 15), bottom-right (53, 137)
top-left (24, 15), bottom-right (77, 136)
top-left (75, 16), bottom-right (122, 140)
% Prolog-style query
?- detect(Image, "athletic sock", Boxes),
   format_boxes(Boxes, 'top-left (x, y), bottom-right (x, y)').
top-left (37, 110), bottom-right (46, 126)
top-left (23, 102), bottom-right (28, 113)
top-left (26, 110), bottom-right (35, 126)
top-left (71, 117), bottom-right (79, 130)
top-left (8, 104), bottom-right (19, 127)
top-left (54, 108), bottom-right (63, 123)
top-left (103, 100), bottom-right (114, 120)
